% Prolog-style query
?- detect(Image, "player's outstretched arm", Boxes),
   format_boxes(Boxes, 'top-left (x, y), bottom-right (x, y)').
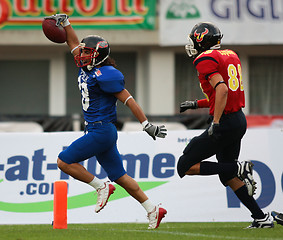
top-left (114, 89), bottom-right (167, 140)
top-left (64, 25), bottom-right (80, 55)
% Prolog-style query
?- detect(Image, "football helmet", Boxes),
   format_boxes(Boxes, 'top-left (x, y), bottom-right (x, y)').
top-left (74, 35), bottom-right (110, 70)
top-left (185, 22), bottom-right (223, 57)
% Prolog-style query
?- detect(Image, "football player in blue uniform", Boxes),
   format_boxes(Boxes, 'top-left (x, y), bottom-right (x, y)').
top-left (45, 14), bottom-right (167, 229)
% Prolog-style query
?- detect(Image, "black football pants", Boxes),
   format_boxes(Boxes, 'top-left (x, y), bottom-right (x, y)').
top-left (177, 109), bottom-right (247, 184)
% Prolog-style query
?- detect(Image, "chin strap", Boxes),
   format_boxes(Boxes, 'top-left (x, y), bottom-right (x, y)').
top-left (87, 65), bottom-right (94, 71)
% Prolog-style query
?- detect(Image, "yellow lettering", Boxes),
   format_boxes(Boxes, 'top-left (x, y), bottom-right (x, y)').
top-left (219, 50), bottom-right (236, 56)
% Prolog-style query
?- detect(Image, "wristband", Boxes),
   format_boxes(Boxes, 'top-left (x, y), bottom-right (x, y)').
top-left (62, 18), bottom-right (70, 27)
top-left (71, 45), bottom-right (80, 54)
top-left (123, 96), bottom-right (133, 105)
top-left (141, 120), bottom-right (149, 128)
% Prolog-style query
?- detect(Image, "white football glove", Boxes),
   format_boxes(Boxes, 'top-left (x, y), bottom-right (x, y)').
top-left (44, 14), bottom-right (69, 27)
top-left (143, 123), bottom-right (167, 140)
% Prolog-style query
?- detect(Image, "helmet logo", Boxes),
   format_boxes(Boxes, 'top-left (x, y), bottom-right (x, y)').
top-left (97, 41), bottom-right (108, 48)
top-left (194, 28), bottom-right (209, 43)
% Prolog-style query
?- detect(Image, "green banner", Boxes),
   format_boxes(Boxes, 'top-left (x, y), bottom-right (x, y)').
top-left (0, 0), bottom-right (156, 30)
top-left (0, 182), bottom-right (167, 213)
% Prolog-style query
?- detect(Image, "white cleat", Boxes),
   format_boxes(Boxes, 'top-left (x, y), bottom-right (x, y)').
top-left (95, 181), bottom-right (116, 213)
top-left (147, 204), bottom-right (167, 229)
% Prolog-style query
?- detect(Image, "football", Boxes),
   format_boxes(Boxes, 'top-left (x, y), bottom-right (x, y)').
top-left (42, 18), bottom-right (67, 44)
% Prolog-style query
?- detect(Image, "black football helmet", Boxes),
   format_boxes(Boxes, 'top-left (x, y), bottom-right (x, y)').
top-left (185, 22), bottom-right (223, 58)
top-left (74, 35), bottom-right (110, 70)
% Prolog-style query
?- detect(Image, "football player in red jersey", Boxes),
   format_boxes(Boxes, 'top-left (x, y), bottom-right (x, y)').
top-left (177, 22), bottom-right (274, 228)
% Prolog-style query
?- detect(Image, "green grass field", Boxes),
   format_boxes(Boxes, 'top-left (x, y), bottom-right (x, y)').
top-left (1, 222), bottom-right (282, 240)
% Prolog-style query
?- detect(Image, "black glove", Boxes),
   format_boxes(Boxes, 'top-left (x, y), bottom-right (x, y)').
top-left (208, 122), bottom-right (221, 140)
top-left (44, 14), bottom-right (69, 27)
top-left (180, 100), bottom-right (198, 113)
top-left (143, 123), bottom-right (167, 140)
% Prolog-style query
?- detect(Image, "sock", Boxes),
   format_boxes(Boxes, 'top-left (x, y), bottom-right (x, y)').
top-left (141, 199), bottom-right (155, 213)
top-left (88, 177), bottom-right (104, 190)
top-left (234, 185), bottom-right (265, 219)
top-left (199, 161), bottom-right (238, 175)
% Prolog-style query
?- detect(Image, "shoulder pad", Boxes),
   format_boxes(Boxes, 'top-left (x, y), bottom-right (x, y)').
top-left (94, 66), bottom-right (125, 93)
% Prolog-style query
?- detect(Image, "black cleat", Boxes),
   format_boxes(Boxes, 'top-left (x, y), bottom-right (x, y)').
top-left (246, 213), bottom-right (274, 229)
top-left (271, 211), bottom-right (283, 226)
top-left (237, 161), bottom-right (257, 196)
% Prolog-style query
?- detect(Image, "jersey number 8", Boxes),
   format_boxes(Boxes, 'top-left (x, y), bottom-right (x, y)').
top-left (227, 64), bottom-right (244, 92)
top-left (78, 81), bottom-right (90, 111)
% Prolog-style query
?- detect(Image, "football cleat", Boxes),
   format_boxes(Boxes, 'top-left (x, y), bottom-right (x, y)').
top-left (95, 181), bottom-right (116, 213)
top-left (271, 211), bottom-right (283, 226)
top-left (147, 204), bottom-right (167, 229)
top-left (237, 161), bottom-right (257, 196)
top-left (246, 213), bottom-right (274, 229)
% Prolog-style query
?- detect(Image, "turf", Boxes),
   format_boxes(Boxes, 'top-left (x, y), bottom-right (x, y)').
top-left (1, 222), bottom-right (282, 240)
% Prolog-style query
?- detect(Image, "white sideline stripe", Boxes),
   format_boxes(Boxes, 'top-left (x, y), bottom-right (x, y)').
top-left (120, 229), bottom-right (279, 240)
top-left (74, 228), bottom-right (280, 240)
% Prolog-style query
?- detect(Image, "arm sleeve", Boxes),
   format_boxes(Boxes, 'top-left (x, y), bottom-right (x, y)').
top-left (197, 99), bottom-right (210, 108)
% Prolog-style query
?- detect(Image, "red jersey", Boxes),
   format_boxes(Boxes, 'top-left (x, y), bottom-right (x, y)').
top-left (193, 49), bottom-right (245, 115)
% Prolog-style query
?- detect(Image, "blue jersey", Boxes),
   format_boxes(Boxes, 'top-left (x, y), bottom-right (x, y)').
top-left (77, 66), bottom-right (125, 123)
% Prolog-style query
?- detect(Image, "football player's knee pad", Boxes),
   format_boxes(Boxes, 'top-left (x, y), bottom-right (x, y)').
top-left (219, 173), bottom-right (235, 187)
top-left (177, 137), bottom-right (199, 178)
top-left (177, 154), bottom-right (194, 178)
top-left (177, 155), bottom-right (187, 178)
